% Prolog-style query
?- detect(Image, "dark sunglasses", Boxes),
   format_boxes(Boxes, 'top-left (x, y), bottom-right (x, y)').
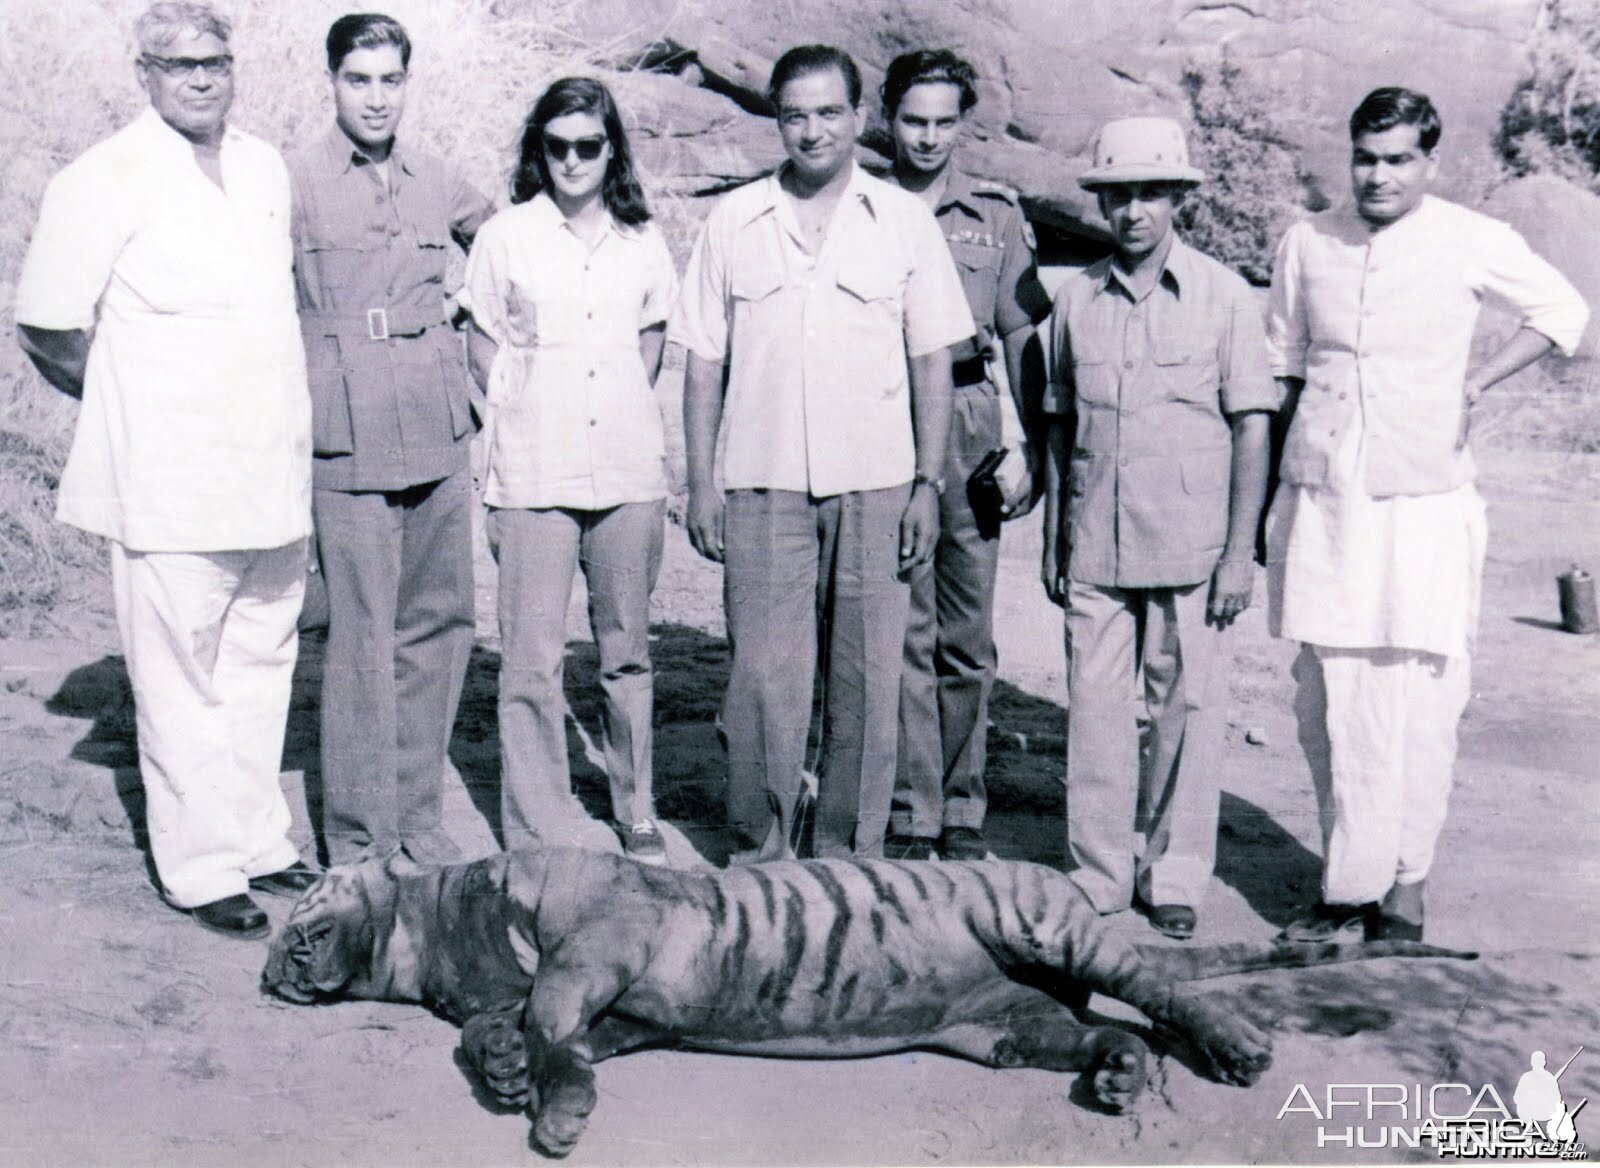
top-left (544, 134), bottom-right (607, 163)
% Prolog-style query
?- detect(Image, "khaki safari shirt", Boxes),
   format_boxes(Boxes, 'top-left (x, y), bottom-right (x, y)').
top-left (289, 127), bottom-right (494, 492)
top-left (922, 170), bottom-right (1050, 361)
top-left (1047, 236), bottom-right (1278, 588)
top-left (670, 162), bottom-right (974, 497)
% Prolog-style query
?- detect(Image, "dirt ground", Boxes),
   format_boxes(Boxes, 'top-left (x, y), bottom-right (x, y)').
top-left (2, 444), bottom-right (1598, 1167)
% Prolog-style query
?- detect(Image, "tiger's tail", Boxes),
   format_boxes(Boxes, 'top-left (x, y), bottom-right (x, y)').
top-left (1140, 939), bottom-right (1479, 982)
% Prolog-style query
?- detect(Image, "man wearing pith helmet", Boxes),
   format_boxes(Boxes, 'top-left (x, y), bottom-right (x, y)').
top-left (1043, 116), bottom-right (1277, 940)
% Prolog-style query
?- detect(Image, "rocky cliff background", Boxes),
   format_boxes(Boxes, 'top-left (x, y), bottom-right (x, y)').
top-left (1, 0), bottom-right (1597, 627)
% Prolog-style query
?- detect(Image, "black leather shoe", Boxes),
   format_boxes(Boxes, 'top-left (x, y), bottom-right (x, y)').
top-left (937, 826), bottom-right (990, 862)
top-left (884, 834), bottom-right (936, 861)
top-left (1277, 900), bottom-right (1379, 943)
top-left (1143, 903), bottom-right (1198, 941)
top-left (248, 861), bottom-right (321, 897)
top-left (1367, 911), bottom-right (1424, 942)
top-left (190, 893), bottom-right (269, 939)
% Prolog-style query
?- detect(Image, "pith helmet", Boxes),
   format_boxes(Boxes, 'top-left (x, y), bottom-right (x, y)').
top-left (1077, 116), bottom-right (1205, 189)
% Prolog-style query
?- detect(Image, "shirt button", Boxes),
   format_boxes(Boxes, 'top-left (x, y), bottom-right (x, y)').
top-left (1123, 360), bottom-right (1134, 370)
top-left (588, 370), bottom-right (595, 379)
top-left (1118, 457), bottom-right (1129, 468)
top-left (589, 419), bottom-right (597, 427)
top-left (1338, 392), bottom-right (1348, 400)
top-left (374, 194), bottom-right (385, 205)
top-left (586, 311), bottom-right (593, 320)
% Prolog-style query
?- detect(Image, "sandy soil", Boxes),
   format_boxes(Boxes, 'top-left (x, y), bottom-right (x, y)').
top-left (2, 446), bottom-right (1597, 1167)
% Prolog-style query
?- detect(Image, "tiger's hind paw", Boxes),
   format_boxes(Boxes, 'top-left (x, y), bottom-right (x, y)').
top-left (1194, 1011), bottom-right (1273, 1087)
top-left (461, 1010), bottom-right (531, 1108)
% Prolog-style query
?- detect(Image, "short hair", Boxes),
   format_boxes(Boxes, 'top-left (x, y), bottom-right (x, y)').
top-left (1349, 87), bottom-right (1441, 153)
top-left (768, 44), bottom-right (862, 110)
top-left (135, 1), bottom-right (231, 54)
top-left (326, 13), bottom-right (411, 73)
top-left (881, 49), bottom-right (978, 118)
top-left (511, 77), bottom-right (652, 226)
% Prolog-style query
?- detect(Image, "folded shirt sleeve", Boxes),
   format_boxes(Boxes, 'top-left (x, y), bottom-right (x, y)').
top-left (1473, 218), bottom-right (1590, 358)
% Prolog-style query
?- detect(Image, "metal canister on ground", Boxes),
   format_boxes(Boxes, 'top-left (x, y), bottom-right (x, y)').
top-left (1557, 566), bottom-right (1599, 634)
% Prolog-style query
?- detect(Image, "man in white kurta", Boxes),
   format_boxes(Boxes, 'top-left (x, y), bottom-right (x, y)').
top-left (15, 2), bottom-right (314, 938)
top-left (1265, 87), bottom-right (1587, 942)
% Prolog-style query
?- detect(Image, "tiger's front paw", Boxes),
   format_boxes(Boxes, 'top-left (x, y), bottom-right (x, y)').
top-left (462, 1010), bottom-right (531, 1108)
top-left (531, 1077), bottom-right (596, 1158)
top-left (1085, 1031), bottom-right (1147, 1113)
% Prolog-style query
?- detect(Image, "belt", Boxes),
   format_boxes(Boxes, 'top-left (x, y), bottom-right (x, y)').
top-left (952, 354), bottom-right (989, 388)
top-left (300, 304), bottom-right (449, 341)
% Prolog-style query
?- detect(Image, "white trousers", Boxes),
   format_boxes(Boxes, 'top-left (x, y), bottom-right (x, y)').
top-left (111, 539), bottom-right (306, 908)
top-left (1293, 643), bottom-right (1471, 904)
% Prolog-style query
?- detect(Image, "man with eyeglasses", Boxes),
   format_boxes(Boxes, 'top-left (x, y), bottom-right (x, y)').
top-left (15, 1), bottom-right (316, 938)
top-left (672, 44), bottom-right (972, 862)
top-left (288, 13), bottom-right (493, 868)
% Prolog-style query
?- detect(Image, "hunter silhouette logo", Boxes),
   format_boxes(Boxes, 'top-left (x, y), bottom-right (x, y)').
top-left (1515, 1048), bottom-right (1586, 1146)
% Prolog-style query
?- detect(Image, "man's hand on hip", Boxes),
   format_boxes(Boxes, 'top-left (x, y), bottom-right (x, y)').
top-left (899, 482), bottom-right (939, 574)
top-left (1207, 557), bottom-right (1255, 628)
top-left (686, 484), bottom-right (726, 564)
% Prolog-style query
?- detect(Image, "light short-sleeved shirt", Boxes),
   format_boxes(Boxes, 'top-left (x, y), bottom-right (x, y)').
top-left (1047, 236), bottom-right (1279, 588)
top-left (15, 107), bottom-right (311, 553)
top-left (670, 162), bottom-right (974, 497)
top-left (290, 127), bottom-right (494, 492)
top-left (459, 194), bottom-right (678, 510)
top-left (1266, 195), bottom-right (1588, 497)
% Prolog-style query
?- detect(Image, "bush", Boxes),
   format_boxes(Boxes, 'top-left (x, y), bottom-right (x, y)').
top-left (1178, 50), bottom-right (1327, 285)
top-left (1496, 0), bottom-right (1600, 189)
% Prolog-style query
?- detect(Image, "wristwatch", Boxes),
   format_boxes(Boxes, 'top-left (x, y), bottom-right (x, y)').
top-left (912, 471), bottom-right (946, 494)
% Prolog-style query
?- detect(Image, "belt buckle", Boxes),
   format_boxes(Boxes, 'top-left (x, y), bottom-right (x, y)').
top-left (366, 307), bottom-right (390, 341)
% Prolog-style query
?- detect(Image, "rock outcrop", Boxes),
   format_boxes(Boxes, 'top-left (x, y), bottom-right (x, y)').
top-left (552, 0), bottom-right (1542, 241)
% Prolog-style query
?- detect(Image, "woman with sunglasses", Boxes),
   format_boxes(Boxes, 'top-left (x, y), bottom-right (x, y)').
top-left (460, 77), bottom-right (677, 865)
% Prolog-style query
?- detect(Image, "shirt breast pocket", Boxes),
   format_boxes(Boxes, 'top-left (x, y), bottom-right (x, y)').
top-left (409, 225), bottom-right (451, 287)
top-left (948, 240), bottom-right (1000, 335)
top-left (835, 259), bottom-right (907, 395)
top-left (1064, 334), bottom-right (1118, 408)
top-left (1152, 333), bottom-right (1221, 408)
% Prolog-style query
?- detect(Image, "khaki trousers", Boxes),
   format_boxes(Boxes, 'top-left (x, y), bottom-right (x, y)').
top-left (1063, 578), bottom-right (1227, 911)
top-left (1293, 643), bottom-right (1470, 904)
top-left (314, 468), bottom-right (475, 864)
top-left (111, 539), bottom-right (306, 908)
top-left (893, 384), bottom-right (1003, 837)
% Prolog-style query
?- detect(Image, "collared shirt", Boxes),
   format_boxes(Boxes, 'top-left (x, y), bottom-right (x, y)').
top-left (670, 162), bottom-right (974, 497)
top-left (917, 170), bottom-right (1050, 361)
top-left (1266, 195), bottom-right (1588, 497)
top-left (289, 126), bottom-right (494, 492)
top-left (15, 107), bottom-right (311, 553)
top-left (458, 194), bottom-right (678, 510)
top-left (1046, 236), bottom-right (1279, 588)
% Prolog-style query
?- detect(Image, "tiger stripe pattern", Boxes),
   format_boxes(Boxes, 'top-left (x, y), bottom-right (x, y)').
top-left (262, 847), bottom-right (1473, 1158)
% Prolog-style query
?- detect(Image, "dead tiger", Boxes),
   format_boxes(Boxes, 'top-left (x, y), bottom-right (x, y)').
top-left (261, 847), bottom-right (1473, 1158)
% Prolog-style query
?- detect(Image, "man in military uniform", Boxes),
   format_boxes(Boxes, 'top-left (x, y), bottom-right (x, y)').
top-left (290, 14), bottom-right (494, 865)
top-left (880, 50), bottom-right (1050, 862)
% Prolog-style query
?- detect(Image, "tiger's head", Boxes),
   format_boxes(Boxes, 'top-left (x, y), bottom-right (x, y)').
top-left (260, 853), bottom-right (405, 1005)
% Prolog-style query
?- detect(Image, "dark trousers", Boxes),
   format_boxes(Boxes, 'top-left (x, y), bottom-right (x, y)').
top-left (893, 384), bottom-right (1003, 837)
top-left (722, 485), bottom-right (911, 859)
top-left (314, 466), bottom-right (475, 863)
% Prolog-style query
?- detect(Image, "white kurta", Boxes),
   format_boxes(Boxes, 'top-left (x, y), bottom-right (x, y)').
top-left (15, 107), bottom-right (311, 553)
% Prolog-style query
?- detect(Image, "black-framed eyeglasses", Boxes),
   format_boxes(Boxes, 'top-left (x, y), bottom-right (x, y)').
top-left (142, 53), bottom-right (234, 78)
top-left (544, 134), bottom-right (606, 163)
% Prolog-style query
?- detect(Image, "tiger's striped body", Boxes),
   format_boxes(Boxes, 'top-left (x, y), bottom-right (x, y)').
top-left (262, 847), bottom-right (1469, 1157)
